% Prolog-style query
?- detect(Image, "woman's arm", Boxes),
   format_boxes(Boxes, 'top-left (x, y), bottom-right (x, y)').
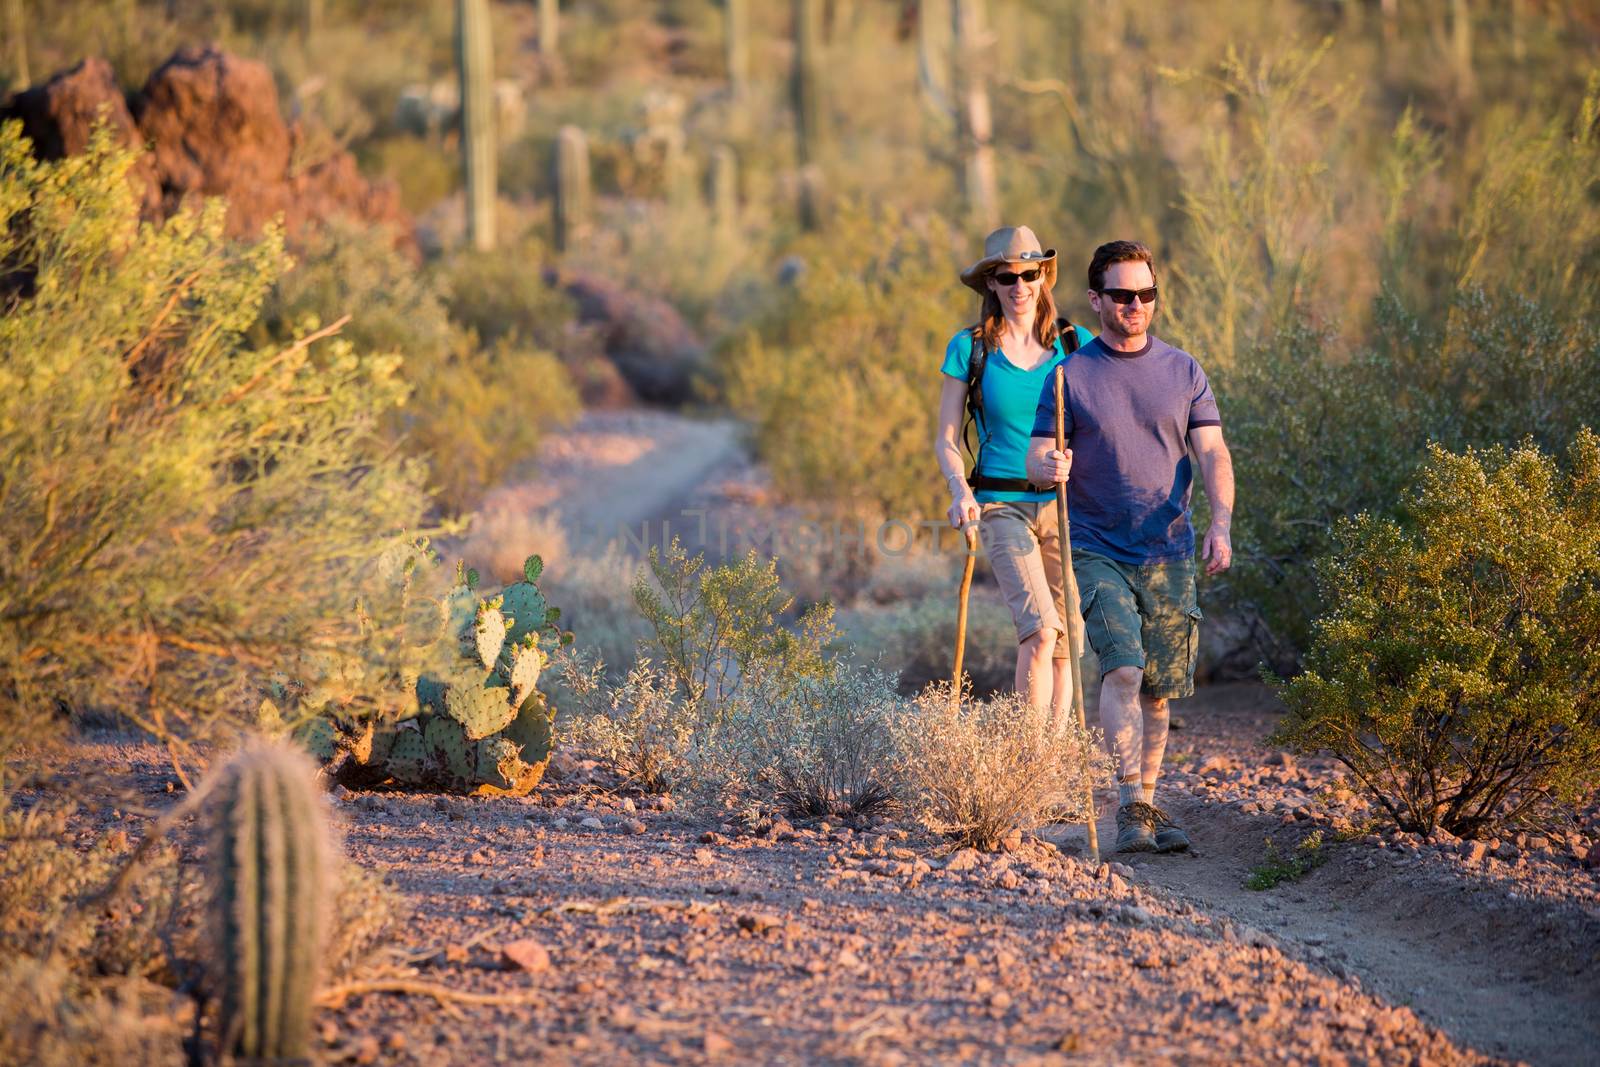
top-left (935, 375), bottom-right (980, 529)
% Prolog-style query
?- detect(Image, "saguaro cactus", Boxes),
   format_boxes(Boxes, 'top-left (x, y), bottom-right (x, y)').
top-left (6, 0), bottom-right (28, 92)
top-left (953, 0), bottom-right (998, 231)
top-left (457, 0), bottom-right (497, 251)
top-left (538, 0), bottom-right (559, 57)
top-left (724, 0), bottom-right (748, 99)
top-left (791, 0), bottom-right (827, 230)
top-left (554, 124), bottom-right (591, 253)
top-left (710, 144), bottom-right (738, 240)
top-left (205, 742), bottom-right (335, 1063)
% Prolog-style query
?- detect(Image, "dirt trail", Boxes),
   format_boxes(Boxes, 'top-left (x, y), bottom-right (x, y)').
top-left (455, 410), bottom-right (748, 579)
top-left (1046, 684), bottom-right (1600, 1067)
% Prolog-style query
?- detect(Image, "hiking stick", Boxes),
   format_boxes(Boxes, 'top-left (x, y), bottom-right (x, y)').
top-left (952, 524), bottom-right (978, 708)
top-left (1055, 363), bottom-right (1100, 863)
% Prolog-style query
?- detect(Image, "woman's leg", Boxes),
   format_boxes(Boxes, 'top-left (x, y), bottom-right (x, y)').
top-left (1015, 628), bottom-right (1057, 711)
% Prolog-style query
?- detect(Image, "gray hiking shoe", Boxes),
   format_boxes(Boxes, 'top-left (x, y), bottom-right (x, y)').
top-left (1150, 805), bottom-right (1191, 853)
top-left (1115, 803), bottom-right (1157, 853)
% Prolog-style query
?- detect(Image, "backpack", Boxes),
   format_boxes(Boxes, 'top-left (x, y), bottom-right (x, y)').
top-left (961, 317), bottom-right (1083, 493)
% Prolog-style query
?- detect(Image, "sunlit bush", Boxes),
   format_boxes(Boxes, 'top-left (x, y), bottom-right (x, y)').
top-left (1272, 433), bottom-right (1600, 838)
top-left (0, 123), bottom-right (431, 763)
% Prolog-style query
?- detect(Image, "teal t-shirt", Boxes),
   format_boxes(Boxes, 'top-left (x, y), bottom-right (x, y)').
top-left (941, 324), bottom-right (1097, 503)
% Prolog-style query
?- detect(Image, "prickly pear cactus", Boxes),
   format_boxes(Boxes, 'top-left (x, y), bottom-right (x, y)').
top-left (204, 742), bottom-right (335, 1064)
top-left (283, 552), bottom-right (565, 797)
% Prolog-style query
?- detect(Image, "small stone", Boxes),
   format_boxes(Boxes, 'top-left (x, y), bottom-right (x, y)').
top-left (1460, 840), bottom-right (1488, 863)
top-left (443, 943), bottom-right (469, 964)
top-left (1495, 841), bottom-right (1520, 861)
top-left (702, 1031), bottom-right (734, 1058)
top-left (988, 990), bottom-right (1013, 1010)
top-left (580, 816), bottom-right (605, 831)
top-left (352, 1036), bottom-right (381, 1065)
top-left (737, 912), bottom-right (784, 936)
top-left (836, 948), bottom-right (864, 970)
top-left (621, 797), bottom-right (637, 813)
top-left (501, 939), bottom-right (552, 974)
top-left (1109, 862), bottom-right (1135, 879)
top-left (1527, 834), bottom-right (1550, 851)
top-left (693, 848), bottom-right (714, 865)
top-left (1121, 905), bottom-right (1155, 926)
top-left (621, 818), bottom-right (647, 835)
top-left (1000, 828), bottom-right (1024, 852)
top-left (995, 869), bottom-right (1021, 890)
top-left (1584, 843), bottom-right (1600, 870)
top-left (383, 1033), bottom-right (406, 1052)
top-left (944, 848), bottom-right (982, 871)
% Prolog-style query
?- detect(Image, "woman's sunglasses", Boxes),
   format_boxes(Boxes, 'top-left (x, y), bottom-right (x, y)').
top-left (992, 268), bottom-right (1043, 286)
top-left (1098, 286), bottom-right (1159, 305)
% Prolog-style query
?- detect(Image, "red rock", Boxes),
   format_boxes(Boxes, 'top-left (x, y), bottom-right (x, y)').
top-left (702, 1031), bottom-right (734, 1057)
top-left (944, 848), bottom-right (981, 872)
top-left (5, 47), bottom-right (409, 246)
top-left (500, 938), bottom-right (552, 974)
top-left (1460, 840), bottom-right (1488, 863)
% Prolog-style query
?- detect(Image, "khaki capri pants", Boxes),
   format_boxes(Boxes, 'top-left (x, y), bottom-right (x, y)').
top-left (977, 500), bottom-right (1072, 660)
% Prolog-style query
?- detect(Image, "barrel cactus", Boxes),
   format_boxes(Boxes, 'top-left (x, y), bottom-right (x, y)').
top-left (204, 741), bottom-right (336, 1063)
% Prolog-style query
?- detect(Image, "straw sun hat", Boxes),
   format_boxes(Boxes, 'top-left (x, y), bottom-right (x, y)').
top-left (959, 225), bottom-right (1058, 293)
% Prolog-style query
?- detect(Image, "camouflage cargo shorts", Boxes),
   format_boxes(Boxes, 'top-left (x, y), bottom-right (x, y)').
top-left (1072, 548), bottom-right (1202, 700)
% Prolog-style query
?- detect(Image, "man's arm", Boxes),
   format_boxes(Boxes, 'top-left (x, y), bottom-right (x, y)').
top-left (1189, 424), bottom-right (1234, 576)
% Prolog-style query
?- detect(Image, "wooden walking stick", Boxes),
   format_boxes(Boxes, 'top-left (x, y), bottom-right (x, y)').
top-left (952, 524), bottom-right (978, 708)
top-left (1054, 362), bottom-right (1101, 863)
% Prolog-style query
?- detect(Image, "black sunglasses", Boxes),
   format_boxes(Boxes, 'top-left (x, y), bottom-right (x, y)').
top-left (1098, 285), bottom-right (1159, 305)
top-left (992, 268), bottom-right (1044, 286)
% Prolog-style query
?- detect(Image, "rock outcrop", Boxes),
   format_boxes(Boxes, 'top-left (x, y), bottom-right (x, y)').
top-left (1, 47), bottom-right (409, 244)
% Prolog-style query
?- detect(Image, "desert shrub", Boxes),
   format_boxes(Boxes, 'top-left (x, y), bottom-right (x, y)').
top-left (0, 956), bottom-right (186, 1067)
top-left (717, 204), bottom-right (963, 522)
top-left (634, 540), bottom-right (838, 715)
top-left (836, 590), bottom-right (1015, 696)
top-left (0, 123), bottom-right (431, 765)
top-left (557, 655), bottom-right (703, 793)
top-left (362, 134), bottom-right (459, 214)
top-left (402, 332), bottom-right (579, 514)
top-left (1272, 433), bottom-right (1600, 839)
top-left (259, 221), bottom-right (580, 515)
top-left (891, 684), bottom-right (1112, 851)
top-left (434, 244), bottom-right (578, 351)
top-left (724, 662), bottom-right (902, 820)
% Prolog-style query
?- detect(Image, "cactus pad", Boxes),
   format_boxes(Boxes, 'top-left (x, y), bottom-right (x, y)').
top-left (425, 715), bottom-right (475, 783)
top-left (503, 690), bottom-right (555, 770)
top-left (523, 554), bottom-right (544, 584)
top-left (444, 683), bottom-right (517, 740)
top-left (473, 598), bottom-right (507, 668)
top-left (474, 736), bottom-right (528, 791)
top-left (385, 726), bottom-right (428, 784)
top-left (294, 716), bottom-right (338, 762)
top-left (500, 582), bottom-right (548, 644)
top-left (507, 642), bottom-right (546, 707)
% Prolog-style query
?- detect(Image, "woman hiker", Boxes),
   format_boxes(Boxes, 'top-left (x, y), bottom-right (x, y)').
top-left (933, 225), bottom-right (1095, 725)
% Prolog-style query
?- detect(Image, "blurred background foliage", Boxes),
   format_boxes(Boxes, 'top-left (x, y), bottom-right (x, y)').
top-left (4, 0), bottom-right (1599, 704)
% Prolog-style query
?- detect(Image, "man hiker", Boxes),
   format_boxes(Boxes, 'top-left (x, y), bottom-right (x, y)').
top-left (1025, 240), bottom-right (1235, 854)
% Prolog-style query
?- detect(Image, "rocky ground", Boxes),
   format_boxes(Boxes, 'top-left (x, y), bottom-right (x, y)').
top-left (35, 683), bottom-right (1600, 1067)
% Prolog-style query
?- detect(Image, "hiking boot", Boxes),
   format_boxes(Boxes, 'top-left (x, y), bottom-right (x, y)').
top-left (1115, 803), bottom-right (1157, 853)
top-left (1150, 805), bottom-right (1191, 853)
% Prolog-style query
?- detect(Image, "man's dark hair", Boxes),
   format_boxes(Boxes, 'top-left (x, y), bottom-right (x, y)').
top-left (1087, 240), bottom-right (1157, 291)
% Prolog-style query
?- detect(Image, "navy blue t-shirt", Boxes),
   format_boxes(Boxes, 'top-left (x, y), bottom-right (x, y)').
top-left (1031, 335), bottom-right (1221, 564)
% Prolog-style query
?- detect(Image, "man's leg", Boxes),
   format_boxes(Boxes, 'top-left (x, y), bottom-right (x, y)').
top-left (1132, 558), bottom-right (1200, 852)
top-left (1049, 657), bottom-right (1072, 734)
top-left (1139, 693), bottom-right (1169, 804)
top-left (1099, 664), bottom-right (1159, 853)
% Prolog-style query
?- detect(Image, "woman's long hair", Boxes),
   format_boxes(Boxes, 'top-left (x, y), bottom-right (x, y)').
top-left (971, 280), bottom-right (1061, 352)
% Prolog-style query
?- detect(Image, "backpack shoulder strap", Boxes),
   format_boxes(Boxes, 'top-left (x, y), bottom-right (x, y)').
top-left (961, 326), bottom-right (989, 468)
top-left (1056, 316), bottom-right (1083, 354)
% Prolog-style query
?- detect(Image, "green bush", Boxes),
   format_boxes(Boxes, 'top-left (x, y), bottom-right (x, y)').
top-left (0, 123), bottom-right (431, 767)
top-left (1271, 433), bottom-right (1600, 838)
top-left (258, 221), bottom-right (580, 515)
top-left (717, 204), bottom-right (964, 523)
top-left (633, 539), bottom-right (837, 716)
